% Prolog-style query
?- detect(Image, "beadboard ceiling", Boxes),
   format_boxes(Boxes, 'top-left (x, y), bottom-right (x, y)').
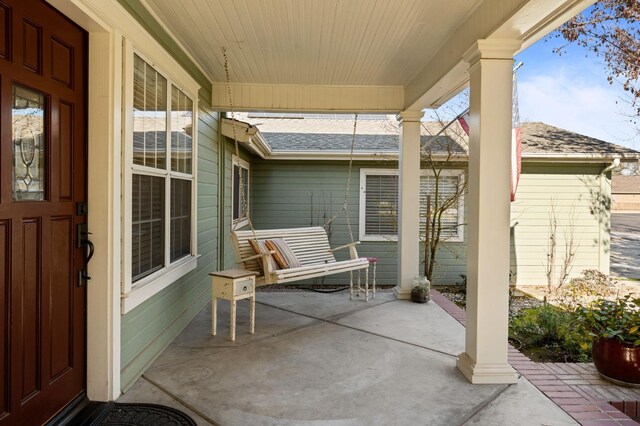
top-left (141, 0), bottom-right (593, 111)
top-left (144, 0), bottom-right (478, 86)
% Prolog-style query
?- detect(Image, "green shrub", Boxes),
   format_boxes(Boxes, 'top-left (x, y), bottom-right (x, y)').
top-left (509, 301), bottom-right (591, 362)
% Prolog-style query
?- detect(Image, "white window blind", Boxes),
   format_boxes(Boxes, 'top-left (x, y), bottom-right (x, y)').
top-left (360, 169), bottom-right (464, 242)
top-left (130, 54), bottom-right (196, 283)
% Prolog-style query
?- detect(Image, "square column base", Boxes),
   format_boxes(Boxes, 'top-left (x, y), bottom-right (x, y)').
top-left (393, 285), bottom-right (411, 300)
top-left (457, 352), bottom-right (518, 384)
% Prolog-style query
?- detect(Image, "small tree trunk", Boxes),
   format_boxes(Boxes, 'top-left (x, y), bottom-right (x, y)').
top-left (424, 195), bottom-right (431, 279)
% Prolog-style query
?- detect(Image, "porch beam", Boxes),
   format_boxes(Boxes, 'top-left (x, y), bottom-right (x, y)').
top-left (211, 83), bottom-right (404, 113)
top-left (457, 39), bottom-right (520, 384)
top-left (394, 110), bottom-right (424, 299)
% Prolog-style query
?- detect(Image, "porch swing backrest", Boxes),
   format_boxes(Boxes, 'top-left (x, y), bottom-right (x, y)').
top-left (231, 226), bottom-right (369, 285)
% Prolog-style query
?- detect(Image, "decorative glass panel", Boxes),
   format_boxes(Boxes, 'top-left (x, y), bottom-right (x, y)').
top-left (133, 54), bottom-right (167, 169)
top-left (12, 85), bottom-right (45, 201)
top-left (170, 178), bottom-right (191, 262)
top-left (365, 174), bottom-right (398, 235)
top-left (232, 164), bottom-right (249, 221)
top-left (132, 174), bottom-right (165, 282)
top-left (171, 86), bottom-right (193, 174)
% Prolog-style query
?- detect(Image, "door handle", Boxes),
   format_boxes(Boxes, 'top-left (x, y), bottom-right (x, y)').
top-left (77, 223), bottom-right (94, 287)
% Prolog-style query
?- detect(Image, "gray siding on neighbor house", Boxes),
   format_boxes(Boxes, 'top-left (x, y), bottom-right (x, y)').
top-left (120, 93), bottom-right (220, 391)
top-left (510, 163), bottom-right (610, 286)
top-left (249, 160), bottom-right (468, 285)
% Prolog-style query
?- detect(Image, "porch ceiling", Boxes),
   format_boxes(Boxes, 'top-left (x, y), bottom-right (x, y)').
top-left (142, 0), bottom-right (594, 112)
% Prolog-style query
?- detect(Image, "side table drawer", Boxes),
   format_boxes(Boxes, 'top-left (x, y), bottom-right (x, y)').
top-left (234, 278), bottom-right (254, 296)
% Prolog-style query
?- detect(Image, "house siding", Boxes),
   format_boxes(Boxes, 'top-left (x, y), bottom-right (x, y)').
top-left (120, 92), bottom-right (220, 391)
top-left (248, 160), bottom-right (610, 287)
top-left (250, 160), bottom-right (468, 285)
top-left (510, 163), bottom-right (610, 286)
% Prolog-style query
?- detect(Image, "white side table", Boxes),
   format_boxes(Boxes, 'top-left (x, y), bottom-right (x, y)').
top-left (210, 269), bottom-right (258, 342)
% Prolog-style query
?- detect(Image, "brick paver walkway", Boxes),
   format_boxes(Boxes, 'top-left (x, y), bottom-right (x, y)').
top-left (431, 290), bottom-right (640, 425)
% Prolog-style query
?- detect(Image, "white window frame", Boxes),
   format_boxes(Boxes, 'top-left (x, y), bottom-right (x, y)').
top-left (359, 168), bottom-right (465, 243)
top-left (122, 40), bottom-right (200, 313)
top-left (231, 155), bottom-right (250, 229)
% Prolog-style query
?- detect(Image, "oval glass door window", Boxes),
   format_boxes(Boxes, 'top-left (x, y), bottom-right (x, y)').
top-left (12, 85), bottom-right (46, 201)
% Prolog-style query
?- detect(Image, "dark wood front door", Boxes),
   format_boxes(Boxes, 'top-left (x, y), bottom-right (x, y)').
top-left (0, 0), bottom-right (87, 424)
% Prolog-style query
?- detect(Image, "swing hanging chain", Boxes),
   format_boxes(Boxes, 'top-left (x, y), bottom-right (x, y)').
top-left (324, 113), bottom-right (358, 245)
top-left (225, 47), bottom-right (357, 246)
top-left (223, 47), bottom-right (257, 240)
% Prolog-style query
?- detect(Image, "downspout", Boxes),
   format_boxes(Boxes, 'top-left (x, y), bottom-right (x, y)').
top-left (597, 157), bottom-right (620, 274)
top-left (217, 112), bottom-right (226, 269)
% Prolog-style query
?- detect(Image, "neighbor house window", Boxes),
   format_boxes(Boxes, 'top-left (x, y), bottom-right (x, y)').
top-left (232, 155), bottom-right (250, 228)
top-left (123, 48), bottom-right (198, 312)
top-left (359, 169), bottom-right (464, 242)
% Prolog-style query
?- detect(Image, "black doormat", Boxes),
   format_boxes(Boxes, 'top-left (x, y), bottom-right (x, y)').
top-left (95, 403), bottom-right (197, 426)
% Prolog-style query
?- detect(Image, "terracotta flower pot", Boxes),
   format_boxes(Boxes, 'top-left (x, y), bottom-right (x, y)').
top-left (592, 338), bottom-right (640, 387)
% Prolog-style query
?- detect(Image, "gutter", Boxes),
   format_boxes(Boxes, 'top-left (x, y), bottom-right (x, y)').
top-left (220, 118), bottom-right (272, 159)
top-left (596, 157), bottom-right (620, 275)
top-left (600, 157), bottom-right (621, 176)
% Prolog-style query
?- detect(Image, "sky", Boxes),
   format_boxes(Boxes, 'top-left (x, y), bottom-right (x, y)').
top-left (515, 35), bottom-right (639, 151)
top-left (427, 30), bottom-right (640, 152)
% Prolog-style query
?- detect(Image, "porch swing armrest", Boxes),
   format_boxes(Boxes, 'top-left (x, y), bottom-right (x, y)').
top-left (329, 241), bottom-right (361, 252)
top-left (240, 250), bottom-right (276, 262)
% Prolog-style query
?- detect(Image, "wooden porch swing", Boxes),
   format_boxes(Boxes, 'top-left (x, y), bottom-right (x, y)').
top-left (222, 48), bottom-right (371, 296)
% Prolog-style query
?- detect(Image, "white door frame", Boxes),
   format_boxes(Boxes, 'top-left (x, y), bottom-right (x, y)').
top-left (45, 0), bottom-right (130, 401)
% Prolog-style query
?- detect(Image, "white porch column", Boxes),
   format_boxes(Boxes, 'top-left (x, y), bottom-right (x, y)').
top-left (456, 40), bottom-right (521, 384)
top-left (394, 110), bottom-right (424, 299)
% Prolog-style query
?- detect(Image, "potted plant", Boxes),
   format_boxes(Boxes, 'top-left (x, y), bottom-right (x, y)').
top-left (411, 276), bottom-right (430, 303)
top-left (574, 294), bottom-right (640, 386)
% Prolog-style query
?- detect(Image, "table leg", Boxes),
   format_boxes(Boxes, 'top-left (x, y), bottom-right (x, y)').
top-left (230, 299), bottom-right (236, 342)
top-left (373, 263), bottom-right (377, 299)
top-left (211, 297), bottom-right (217, 336)
top-left (250, 296), bottom-right (255, 334)
top-left (365, 268), bottom-right (369, 302)
top-left (349, 271), bottom-right (353, 300)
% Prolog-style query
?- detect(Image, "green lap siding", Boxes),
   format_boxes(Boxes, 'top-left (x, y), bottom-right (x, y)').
top-left (248, 160), bottom-right (611, 287)
top-left (249, 160), bottom-right (468, 285)
top-left (120, 93), bottom-right (220, 392)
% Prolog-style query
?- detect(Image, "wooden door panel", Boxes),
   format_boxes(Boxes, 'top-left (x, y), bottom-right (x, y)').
top-left (0, 1), bottom-right (86, 424)
top-left (0, 220), bottom-right (8, 417)
top-left (21, 18), bottom-right (41, 74)
top-left (0, 4), bottom-right (9, 61)
top-left (49, 215), bottom-right (73, 381)
top-left (17, 218), bottom-right (41, 403)
top-left (50, 37), bottom-right (72, 88)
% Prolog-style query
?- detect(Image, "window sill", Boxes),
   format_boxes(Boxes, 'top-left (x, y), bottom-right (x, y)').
top-left (359, 235), bottom-right (464, 243)
top-left (121, 254), bottom-right (199, 314)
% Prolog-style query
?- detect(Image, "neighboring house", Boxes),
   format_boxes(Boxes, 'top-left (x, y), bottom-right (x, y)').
top-left (224, 114), bottom-right (640, 286)
top-left (612, 175), bottom-right (640, 211)
top-left (1, 1), bottom-right (618, 423)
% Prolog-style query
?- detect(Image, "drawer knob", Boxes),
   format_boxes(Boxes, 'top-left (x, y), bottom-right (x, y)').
top-left (243, 286), bottom-right (247, 291)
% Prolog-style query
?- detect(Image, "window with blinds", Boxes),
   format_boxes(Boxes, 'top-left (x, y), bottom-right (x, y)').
top-left (360, 169), bottom-right (464, 242)
top-left (364, 174), bottom-right (398, 237)
top-left (232, 155), bottom-right (250, 227)
top-left (130, 54), bottom-right (196, 284)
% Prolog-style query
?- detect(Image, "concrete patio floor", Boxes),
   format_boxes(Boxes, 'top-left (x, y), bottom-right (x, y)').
top-left (118, 291), bottom-right (577, 425)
